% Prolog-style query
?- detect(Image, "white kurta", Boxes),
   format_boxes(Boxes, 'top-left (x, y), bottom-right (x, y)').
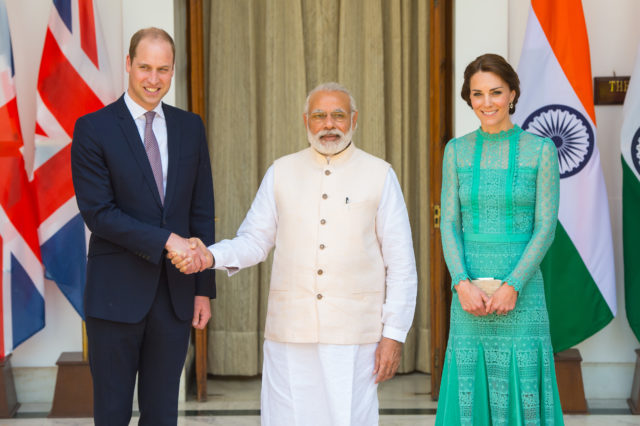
top-left (209, 159), bottom-right (417, 425)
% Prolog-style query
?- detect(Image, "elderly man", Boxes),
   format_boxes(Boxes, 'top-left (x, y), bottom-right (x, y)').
top-left (171, 82), bottom-right (416, 425)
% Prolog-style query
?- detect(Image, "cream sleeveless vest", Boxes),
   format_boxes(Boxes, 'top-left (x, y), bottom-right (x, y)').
top-left (266, 143), bottom-right (390, 344)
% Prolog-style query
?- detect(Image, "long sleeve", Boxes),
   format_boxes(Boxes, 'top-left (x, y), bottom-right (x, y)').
top-left (209, 166), bottom-right (277, 274)
top-left (440, 140), bottom-right (469, 288)
top-left (503, 139), bottom-right (560, 291)
top-left (375, 169), bottom-right (418, 343)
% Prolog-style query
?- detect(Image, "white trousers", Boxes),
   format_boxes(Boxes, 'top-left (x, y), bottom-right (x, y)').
top-left (261, 340), bottom-right (379, 426)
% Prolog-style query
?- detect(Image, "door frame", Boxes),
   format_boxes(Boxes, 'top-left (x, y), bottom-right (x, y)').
top-left (428, 0), bottom-right (453, 401)
top-left (186, 0), bottom-right (208, 402)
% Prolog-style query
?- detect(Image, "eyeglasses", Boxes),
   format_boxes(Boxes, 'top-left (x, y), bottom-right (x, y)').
top-left (308, 111), bottom-right (349, 123)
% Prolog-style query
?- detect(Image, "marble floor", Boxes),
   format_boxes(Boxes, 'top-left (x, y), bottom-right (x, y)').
top-left (3, 373), bottom-right (640, 425)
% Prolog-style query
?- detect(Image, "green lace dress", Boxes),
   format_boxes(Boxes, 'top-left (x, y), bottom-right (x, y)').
top-left (436, 126), bottom-right (564, 425)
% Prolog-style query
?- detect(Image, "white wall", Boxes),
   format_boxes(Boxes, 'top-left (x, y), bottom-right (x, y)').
top-left (455, 0), bottom-right (640, 400)
top-left (6, 0), bottom-right (176, 368)
top-left (453, 0), bottom-right (510, 137)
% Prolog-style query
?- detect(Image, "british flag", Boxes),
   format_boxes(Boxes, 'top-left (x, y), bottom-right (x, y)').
top-left (34, 0), bottom-right (116, 318)
top-left (0, 0), bottom-right (46, 356)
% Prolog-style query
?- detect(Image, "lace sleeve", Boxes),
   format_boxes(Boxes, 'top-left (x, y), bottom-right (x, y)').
top-left (504, 139), bottom-right (560, 291)
top-left (440, 140), bottom-right (469, 288)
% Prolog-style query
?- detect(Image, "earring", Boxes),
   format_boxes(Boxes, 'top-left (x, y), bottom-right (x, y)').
top-left (509, 102), bottom-right (514, 111)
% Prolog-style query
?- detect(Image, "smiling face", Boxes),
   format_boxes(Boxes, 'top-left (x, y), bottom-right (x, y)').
top-left (469, 71), bottom-right (516, 134)
top-left (126, 36), bottom-right (174, 110)
top-left (303, 90), bottom-right (358, 155)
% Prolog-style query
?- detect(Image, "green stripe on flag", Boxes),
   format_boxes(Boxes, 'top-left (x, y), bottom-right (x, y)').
top-left (541, 223), bottom-right (614, 352)
top-left (623, 159), bottom-right (640, 343)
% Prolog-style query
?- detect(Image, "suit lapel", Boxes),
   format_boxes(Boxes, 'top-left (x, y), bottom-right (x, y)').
top-left (114, 96), bottom-right (163, 208)
top-left (163, 103), bottom-right (180, 209)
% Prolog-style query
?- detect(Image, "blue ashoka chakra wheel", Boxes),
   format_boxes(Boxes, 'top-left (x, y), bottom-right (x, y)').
top-left (632, 127), bottom-right (640, 175)
top-left (521, 104), bottom-right (594, 179)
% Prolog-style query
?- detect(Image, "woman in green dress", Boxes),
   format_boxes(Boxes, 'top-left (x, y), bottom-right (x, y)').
top-left (435, 53), bottom-right (564, 425)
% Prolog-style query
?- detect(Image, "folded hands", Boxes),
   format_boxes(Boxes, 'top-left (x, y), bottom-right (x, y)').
top-left (454, 279), bottom-right (518, 316)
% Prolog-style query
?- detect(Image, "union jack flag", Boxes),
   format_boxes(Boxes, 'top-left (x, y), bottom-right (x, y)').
top-left (0, 0), bottom-right (46, 356)
top-left (34, 0), bottom-right (116, 318)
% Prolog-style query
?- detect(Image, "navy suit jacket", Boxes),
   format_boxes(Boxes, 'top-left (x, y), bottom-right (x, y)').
top-left (71, 95), bottom-right (215, 323)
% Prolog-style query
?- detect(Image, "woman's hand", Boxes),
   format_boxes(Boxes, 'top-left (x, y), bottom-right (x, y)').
top-left (485, 283), bottom-right (518, 315)
top-left (454, 280), bottom-right (490, 316)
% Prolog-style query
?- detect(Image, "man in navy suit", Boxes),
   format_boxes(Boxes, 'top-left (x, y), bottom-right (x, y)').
top-left (71, 27), bottom-right (214, 426)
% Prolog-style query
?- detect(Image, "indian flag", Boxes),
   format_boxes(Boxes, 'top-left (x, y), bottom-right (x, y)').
top-left (622, 43), bottom-right (640, 343)
top-left (512, 0), bottom-right (616, 352)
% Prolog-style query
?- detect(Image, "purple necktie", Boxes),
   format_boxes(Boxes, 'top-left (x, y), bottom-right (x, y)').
top-left (144, 111), bottom-right (164, 204)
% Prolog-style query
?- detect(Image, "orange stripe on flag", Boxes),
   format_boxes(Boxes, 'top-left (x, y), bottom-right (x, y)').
top-left (532, 0), bottom-right (596, 124)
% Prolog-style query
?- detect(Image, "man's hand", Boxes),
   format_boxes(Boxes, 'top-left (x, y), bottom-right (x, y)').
top-left (166, 236), bottom-right (213, 274)
top-left (373, 337), bottom-right (403, 384)
top-left (485, 283), bottom-right (518, 316)
top-left (455, 279), bottom-right (489, 316)
top-left (192, 296), bottom-right (211, 329)
top-left (165, 233), bottom-right (202, 272)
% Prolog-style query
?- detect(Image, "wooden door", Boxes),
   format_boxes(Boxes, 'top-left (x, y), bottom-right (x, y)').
top-left (428, 0), bottom-right (453, 400)
top-left (187, 0), bottom-right (209, 402)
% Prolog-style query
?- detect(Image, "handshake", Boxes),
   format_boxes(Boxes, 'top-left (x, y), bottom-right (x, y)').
top-left (165, 233), bottom-right (214, 274)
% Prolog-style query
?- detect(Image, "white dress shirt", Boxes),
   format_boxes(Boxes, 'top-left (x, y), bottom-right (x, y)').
top-left (123, 91), bottom-right (168, 195)
top-left (210, 164), bottom-right (418, 342)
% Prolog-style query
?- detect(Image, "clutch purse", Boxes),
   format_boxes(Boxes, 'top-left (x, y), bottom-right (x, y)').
top-left (471, 278), bottom-right (502, 297)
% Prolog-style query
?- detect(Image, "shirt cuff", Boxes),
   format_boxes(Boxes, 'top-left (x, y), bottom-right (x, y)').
top-left (382, 325), bottom-right (408, 343)
top-left (209, 245), bottom-right (240, 276)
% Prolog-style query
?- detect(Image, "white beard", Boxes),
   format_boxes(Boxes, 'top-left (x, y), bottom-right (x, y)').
top-left (307, 127), bottom-right (353, 156)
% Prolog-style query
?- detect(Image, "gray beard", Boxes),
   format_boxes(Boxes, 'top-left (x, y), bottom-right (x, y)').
top-left (307, 128), bottom-right (353, 156)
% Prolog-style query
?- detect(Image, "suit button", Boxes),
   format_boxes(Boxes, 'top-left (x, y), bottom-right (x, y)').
top-left (317, 294), bottom-right (323, 300)
top-left (319, 244), bottom-right (325, 250)
top-left (322, 193), bottom-right (328, 200)
top-left (325, 170), bottom-right (331, 176)
top-left (162, 220), bottom-right (167, 225)
top-left (320, 219), bottom-right (326, 225)
top-left (317, 269), bottom-right (323, 275)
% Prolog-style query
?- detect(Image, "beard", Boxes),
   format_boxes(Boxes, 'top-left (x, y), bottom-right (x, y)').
top-left (307, 126), bottom-right (353, 156)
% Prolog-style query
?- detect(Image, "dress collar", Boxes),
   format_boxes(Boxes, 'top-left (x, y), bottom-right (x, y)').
top-left (477, 124), bottom-right (522, 141)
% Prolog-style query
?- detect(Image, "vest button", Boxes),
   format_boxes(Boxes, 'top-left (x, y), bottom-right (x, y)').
top-left (317, 293), bottom-right (323, 300)
top-left (317, 269), bottom-right (323, 275)
top-left (319, 244), bottom-right (325, 249)
top-left (320, 219), bottom-right (326, 225)
top-left (325, 170), bottom-right (331, 176)
top-left (322, 193), bottom-right (328, 199)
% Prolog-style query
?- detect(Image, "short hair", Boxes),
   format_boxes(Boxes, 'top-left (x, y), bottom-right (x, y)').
top-left (129, 27), bottom-right (175, 64)
top-left (461, 53), bottom-right (520, 114)
top-left (304, 82), bottom-right (357, 115)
